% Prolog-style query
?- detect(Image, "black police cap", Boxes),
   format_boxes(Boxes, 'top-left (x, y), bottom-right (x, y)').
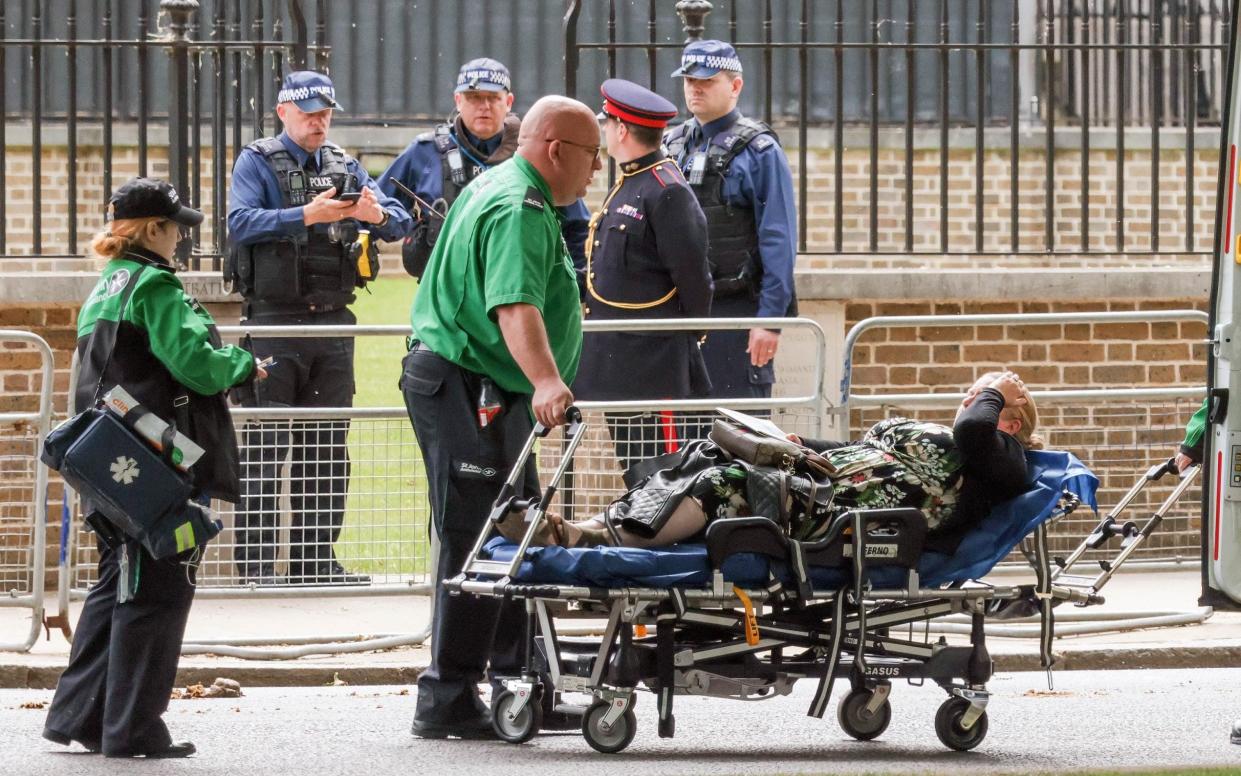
top-left (109, 178), bottom-right (204, 227)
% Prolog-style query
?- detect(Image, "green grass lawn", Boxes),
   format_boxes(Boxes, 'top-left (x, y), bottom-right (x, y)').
top-left (351, 273), bottom-right (417, 408)
top-left (335, 274), bottom-right (430, 579)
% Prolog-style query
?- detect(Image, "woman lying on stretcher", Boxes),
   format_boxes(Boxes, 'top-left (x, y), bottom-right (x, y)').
top-left (497, 371), bottom-right (1042, 553)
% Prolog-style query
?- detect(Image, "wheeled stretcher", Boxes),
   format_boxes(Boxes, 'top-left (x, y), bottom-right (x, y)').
top-left (447, 410), bottom-right (1200, 753)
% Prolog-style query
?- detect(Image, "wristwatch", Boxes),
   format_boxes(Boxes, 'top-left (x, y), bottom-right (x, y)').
top-left (376, 209), bottom-right (391, 228)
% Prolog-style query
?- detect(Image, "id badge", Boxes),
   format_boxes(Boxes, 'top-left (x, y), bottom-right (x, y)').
top-left (687, 151), bottom-right (708, 186)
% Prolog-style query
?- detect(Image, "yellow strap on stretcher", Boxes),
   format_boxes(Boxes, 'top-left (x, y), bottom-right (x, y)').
top-left (732, 586), bottom-right (760, 646)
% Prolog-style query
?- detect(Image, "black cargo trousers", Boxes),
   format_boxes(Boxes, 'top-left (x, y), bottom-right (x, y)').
top-left (233, 308), bottom-right (355, 578)
top-left (44, 539), bottom-right (197, 756)
top-left (399, 342), bottom-right (538, 723)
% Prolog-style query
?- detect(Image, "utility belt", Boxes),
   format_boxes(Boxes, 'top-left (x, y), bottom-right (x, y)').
top-left (225, 227), bottom-right (378, 305)
top-left (244, 299), bottom-right (348, 318)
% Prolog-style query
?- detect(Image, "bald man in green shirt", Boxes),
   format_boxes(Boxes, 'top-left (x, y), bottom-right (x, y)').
top-left (400, 95), bottom-right (601, 739)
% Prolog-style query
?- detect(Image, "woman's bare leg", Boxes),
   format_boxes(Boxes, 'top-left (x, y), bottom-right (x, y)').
top-left (602, 497), bottom-right (708, 548)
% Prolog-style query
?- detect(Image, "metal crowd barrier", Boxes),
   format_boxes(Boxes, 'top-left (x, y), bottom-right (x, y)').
top-left (53, 318), bottom-right (825, 657)
top-left (0, 330), bottom-right (53, 652)
top-left (841, 310), bottom-right (1210, 568)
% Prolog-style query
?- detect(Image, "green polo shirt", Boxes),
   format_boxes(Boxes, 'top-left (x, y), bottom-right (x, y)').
top-left (410, 155), bottom-right (582, 394)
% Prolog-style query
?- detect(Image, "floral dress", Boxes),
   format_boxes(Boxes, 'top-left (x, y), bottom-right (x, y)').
top-left (690, 418), bottom-right (966, 542)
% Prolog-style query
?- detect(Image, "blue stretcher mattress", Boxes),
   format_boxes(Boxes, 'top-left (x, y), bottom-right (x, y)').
top-left (481, 449), bottom-right (1098, 590)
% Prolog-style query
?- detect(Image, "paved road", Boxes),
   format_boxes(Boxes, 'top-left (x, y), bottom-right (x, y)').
top-left (4, 668), bottom-right (1240, 775)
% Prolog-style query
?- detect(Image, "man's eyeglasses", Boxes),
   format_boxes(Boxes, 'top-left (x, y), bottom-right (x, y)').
top-left (546, 136), bottom-right (601, 160)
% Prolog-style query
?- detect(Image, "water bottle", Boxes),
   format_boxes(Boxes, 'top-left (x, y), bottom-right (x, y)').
top-left (477, 378), bottom-right (502, 428)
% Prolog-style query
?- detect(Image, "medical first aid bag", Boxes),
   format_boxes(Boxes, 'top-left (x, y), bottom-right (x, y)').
top-left (41, 388), bottom-right (219, 559)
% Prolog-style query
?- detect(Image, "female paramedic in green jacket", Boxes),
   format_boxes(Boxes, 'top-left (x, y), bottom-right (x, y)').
top-left (43, 178), bottom-right (264, 759)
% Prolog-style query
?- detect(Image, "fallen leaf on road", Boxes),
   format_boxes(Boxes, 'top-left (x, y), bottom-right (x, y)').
top-left (171, 678), bottom-right (242, 700)
top-left (1022, 689), bottom-right (1074, 697)
top-left (20, 701), bottom-right (46, 709)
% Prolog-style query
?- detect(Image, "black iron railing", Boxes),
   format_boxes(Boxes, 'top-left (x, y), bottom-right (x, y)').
top-left (0, 0), bottom-right (327, 269)
top-left (0, 1), bottom-right (1232, 266)
top-left (565, 0), bottom-right (1233, 258)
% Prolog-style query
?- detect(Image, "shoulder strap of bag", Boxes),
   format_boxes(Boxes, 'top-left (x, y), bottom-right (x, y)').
top-left (86, 263), bottom-right (148, 406)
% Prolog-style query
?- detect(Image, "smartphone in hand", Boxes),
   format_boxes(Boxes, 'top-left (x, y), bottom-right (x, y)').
top-left (334, 173), bottom-right (361, 202)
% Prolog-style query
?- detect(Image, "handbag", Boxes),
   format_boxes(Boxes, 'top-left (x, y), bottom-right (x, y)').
top-left (708, 418), bottom-right (835, 477)
top-left (40, 265), bottom-right (221, 559)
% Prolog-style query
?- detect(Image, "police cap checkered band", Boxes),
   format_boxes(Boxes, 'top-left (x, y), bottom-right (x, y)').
top-left (455, 58), bottom-right (512, 93)
top-left (277, 71), bottom-right (342, 111)
top-left (681, 52), bottom-right (742, 73)
top-left (457, 69), bottom-right (511, 89)
top-left (671, 39), bottom-right (744, 78)
top-left (277, 84), bottom-right (336, 104)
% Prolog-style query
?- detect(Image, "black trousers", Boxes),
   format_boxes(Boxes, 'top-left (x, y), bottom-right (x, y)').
top-left (685, 296), bottom-right (776, 442)
top-left (700, 295), bottom-right (775, 401)
top-left (234, 309), bottom-right (355, 573)
top-left (44, 540), bottom-right (197, 756)
top-left (400, 344), bottom-right (536, 723)
top-left (604, 411), bottom-right (685, 477)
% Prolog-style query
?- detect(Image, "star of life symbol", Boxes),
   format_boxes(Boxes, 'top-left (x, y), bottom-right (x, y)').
top-left (110, 455), bottom-right (140, 485)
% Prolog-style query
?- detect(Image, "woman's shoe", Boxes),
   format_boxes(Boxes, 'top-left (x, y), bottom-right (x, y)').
top-left (42, 727), bottom-right (101, 753)
top-left (495, 509), bottom-right (567, 547)
top-left (104, 740), bottom-right (196, 759)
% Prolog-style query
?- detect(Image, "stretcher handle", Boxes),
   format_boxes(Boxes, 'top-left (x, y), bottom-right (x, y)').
top-left (490, 496), bottom-right (537, 524)
top-left (1146, 457), bottom-right (1179, 482)
top-left (532, 405), bottom-right (583, 438)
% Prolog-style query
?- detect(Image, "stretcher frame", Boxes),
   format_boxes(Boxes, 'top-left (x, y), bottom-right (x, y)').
top-left (450, 411), bottom-right (1200, 754)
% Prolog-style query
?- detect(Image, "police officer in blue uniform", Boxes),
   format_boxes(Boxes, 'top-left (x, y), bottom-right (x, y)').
top-left (574, 79), bottom-right (711, 476)
top-left (377, 58), bottom-right (589, 282)
top-left (226, 71), bottom-right (411, 585)
top-left (665, 40), bottom-right (798, 403)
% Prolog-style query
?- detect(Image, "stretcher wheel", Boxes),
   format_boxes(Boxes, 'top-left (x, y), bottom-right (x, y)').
top-left (837, 689), bottom-right (891, 741)
top-left (934, 697), bottom-right (988, 752)
top-left (581, 700), bottom-right (637, 754)
top-left (492, 690), bottom-right (543, 744)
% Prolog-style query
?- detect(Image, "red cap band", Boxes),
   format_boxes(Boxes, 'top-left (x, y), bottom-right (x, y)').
top-left (603, 98), bottom-right (672, 128)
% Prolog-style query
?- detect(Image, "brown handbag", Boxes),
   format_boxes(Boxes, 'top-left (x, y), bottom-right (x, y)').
top-left (708, 418), bottom-right (836, 476)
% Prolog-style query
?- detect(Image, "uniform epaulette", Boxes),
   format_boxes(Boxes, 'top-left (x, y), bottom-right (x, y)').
top-left (655, 161), bottom-right (686, 185)
top-left (248, 136), bottom-right (286, 157)
top-left (522, 186), bottom-right (545, 211)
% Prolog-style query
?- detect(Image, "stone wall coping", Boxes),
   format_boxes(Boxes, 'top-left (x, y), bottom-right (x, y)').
top-left (1, 266), bottom-right (1211, 306)
top-left (797, 266), bottom-right (1211, 301)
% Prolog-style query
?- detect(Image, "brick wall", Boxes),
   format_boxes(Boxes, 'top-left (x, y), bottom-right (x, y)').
top-left (844, 298), bottom-right (1208, 397)
top-left (843, 297), bottom-right (1207, 561)
top-left (0, 127), bottom-right (1221, 271)
top-left (0, 304), bottom-right (77, 591)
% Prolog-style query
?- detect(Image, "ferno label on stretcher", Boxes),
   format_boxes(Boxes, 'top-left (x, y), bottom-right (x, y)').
top-left (101, 386), bottom-right (205, 471)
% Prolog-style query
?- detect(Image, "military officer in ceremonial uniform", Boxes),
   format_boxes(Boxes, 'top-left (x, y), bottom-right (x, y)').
top-left (665, 40), bottom-right (797, 404)
top-left (378, 58), bottom-right (590, 282)
top-left (574, 79), bottom-right (712, 476)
